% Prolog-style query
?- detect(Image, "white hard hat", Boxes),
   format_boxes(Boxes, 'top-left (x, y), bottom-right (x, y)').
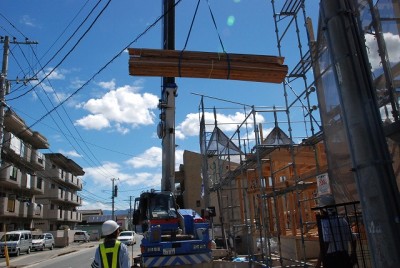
top-left (102, 220), bottom-right (120, 236)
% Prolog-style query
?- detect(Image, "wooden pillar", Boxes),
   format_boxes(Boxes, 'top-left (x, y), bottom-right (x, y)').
top-left (277, 196), bottom-right (286, 236)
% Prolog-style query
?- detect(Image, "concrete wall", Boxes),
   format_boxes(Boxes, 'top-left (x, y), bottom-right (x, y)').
top-left (280, 236), bottom-right (320, 260)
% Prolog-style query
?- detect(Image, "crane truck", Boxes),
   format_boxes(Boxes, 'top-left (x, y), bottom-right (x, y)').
top-left (131, 83), bottom-right (212, 267)
top-left (132, 190), bottom-right (212, 267)
top-left (130, 2), bottom-right (212, 266)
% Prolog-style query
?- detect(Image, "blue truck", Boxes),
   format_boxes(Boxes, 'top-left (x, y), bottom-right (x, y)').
top-left (133, 190), bottom-right (212, 267)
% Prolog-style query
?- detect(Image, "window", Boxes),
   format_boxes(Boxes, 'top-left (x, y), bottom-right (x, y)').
top-left (20, 142), bottom-right (25, 158)
top-left (37, 151), bottom-right (44, 164)
top-left (26, 174), bottom-right (31, 189)
top-left (9, 166), bottom-right (18, 181)
top-left (36, 177), bottom-right (43, 189)
top-left (34, 204), bottom-right (42, 216)
top-left (7, 198), bottom-right (15, 212)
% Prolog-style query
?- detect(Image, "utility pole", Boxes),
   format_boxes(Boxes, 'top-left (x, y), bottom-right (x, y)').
top-left (128, 195), bottom-right (134, 231)
top-left (0, 36), bottom-right (10, 166)
top-left (111, 178), bottom-right (119, 220)
top-left (0, 36), bottom-right (38, 165)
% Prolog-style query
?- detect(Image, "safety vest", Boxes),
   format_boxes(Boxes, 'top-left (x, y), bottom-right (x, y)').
top-left (99, 240), bottom-right (121, 268)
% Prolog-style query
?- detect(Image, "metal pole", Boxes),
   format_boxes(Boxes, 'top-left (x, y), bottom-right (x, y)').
top-left (160, 0), bottom-right (176, 192)
top-left (320, 1), bottom-right (400, 266)
top-left (112, 178), bottom-right (115, 220)
top-left (0, 36), bottom-right (10, 167)
top-left (129, 196), bottom-right (134, 231)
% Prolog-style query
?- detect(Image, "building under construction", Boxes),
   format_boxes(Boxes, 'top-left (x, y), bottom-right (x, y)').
top-left (128, 0), bottom-right (400, 267)
top-left (173, 1), bottom-right (400, 267)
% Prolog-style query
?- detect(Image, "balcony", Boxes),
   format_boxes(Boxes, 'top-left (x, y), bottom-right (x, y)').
top-left (45, 168), bottom-right (65, 183)
top-left (30, 176), bottom-right (45, 195)
top-left (0, 163), bottom-right (22, 189)
top-left (0, 197), bottom-right (20, 217)
top-left (2, 132), bottom-right (35, 166)
top-left (70, 194), bottom-right (82, 206)
top-left (63, 192), bottom-right (82, 206)
top-left (30, 149), bottom-right (46, 170)
top-left (64, 210), bottom-right (82, 222)
top-left (43, 188), bottom-right (65, 201)
top-left (20, 173), bottom-right (32, 191)
top-left (65, 175), bottom-right (83, 190)
top-left (43, 206), bottom-right (64, 221)
top-left (19, 201), bottom-right (29, 218)
top-left (27, 203), bottom-right (43, 219)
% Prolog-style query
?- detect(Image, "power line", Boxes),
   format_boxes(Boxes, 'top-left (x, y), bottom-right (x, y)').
top-left (6, 0), bottom-right (112, 101)
top-left (8, 0), bottom-right (183, 131)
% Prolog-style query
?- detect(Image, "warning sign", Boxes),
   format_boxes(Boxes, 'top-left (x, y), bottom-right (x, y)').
top-left (317, 173), bottom-right (331, 196)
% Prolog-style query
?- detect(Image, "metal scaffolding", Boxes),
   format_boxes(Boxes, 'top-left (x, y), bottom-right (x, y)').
top-left (199, 0), bottom-right (400, 267)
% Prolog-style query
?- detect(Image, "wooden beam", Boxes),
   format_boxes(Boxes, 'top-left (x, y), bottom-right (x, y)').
top-left (128, 48), bottom-right (288, 84)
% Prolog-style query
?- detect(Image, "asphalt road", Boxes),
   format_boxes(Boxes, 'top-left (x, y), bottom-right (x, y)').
top-left (0, 238), bottom-right (142, 268)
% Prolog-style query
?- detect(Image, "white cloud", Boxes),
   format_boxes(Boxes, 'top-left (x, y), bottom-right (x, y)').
top-left (98, 79), bottom-right (116, 90)
top-left (82, 161), bottom-right (162, 198)
top-left (75, 114), bottom-right (110, 130)
top-left (75, 84), bottom-right (159, 132)
top-left (125, 147), bottom-right (184, 169)
top-left (58, 150), bottom-right (82, 158)
top-left (366, 32), bottom-right (400, 71)
top-left (176, 111), bottom-right (264, 139)
top-left (43, 67), bottom-right (67, 80)
top-left (125, 146), bottom-right (162, 168)
top-left (70, 78), bottom-right (85, 90)
top-left (20, 15), bottom-right (36, 27)
top-left (175, 149), bottom-right (184, 168)
top-left (124, 172), bottom-right (161, 187)
top-left (83, 162), bottom-right (122, 186)
top-left (80, 201), bottom-right (111, 211)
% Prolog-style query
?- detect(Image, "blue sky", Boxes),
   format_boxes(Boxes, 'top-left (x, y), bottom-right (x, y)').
top-left (1, 0), bottom-right (319, 210)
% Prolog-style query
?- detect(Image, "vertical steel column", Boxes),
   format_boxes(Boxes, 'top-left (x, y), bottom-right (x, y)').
top-left (320, 1), bottom-right (400, 266)
top-left (161, 0), bottom-right (177, 192)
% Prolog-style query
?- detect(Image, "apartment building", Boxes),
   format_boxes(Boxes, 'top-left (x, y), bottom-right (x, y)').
top-left (35, 153), bottom-right (84, 231)
top-left (0, 109), bottom-right (49, 232)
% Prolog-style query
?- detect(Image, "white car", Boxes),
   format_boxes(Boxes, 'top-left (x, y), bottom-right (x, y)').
top-left (32, 233), bottom-right (54, 251)
top-left (74, 231), bottom-right (90, 242)
top-left (117, 231), bottom-right (136, 246)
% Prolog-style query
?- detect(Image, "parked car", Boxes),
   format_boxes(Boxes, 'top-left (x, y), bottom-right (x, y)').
top-left (0, 230), bottom-right (32, 256)
top-left (117, 231), bottom-right (136, 246)
top-left (74, 231), bottom-right (90, 242)
top-left (32, 233), bottom-right (54, 251)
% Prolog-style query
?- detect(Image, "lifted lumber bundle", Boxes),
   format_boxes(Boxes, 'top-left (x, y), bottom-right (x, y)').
top-left (128, 48), bottom-right (288, 83)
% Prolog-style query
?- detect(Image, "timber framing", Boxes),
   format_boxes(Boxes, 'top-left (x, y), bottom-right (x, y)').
top-left (128, 48), bottom-right (288, 83)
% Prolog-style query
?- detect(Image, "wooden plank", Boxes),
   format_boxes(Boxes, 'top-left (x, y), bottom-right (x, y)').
top-left (128, 48), bottom-right (288, 83)
top-left (129, 48), bottom-right (285, 65)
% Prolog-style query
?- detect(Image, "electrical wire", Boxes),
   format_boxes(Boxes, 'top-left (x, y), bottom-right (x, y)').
top-left (6, 0), bottom-right (111, 101)
top-left (8, 0), bottom-right (183, 131)
top-left (1, 4), bottom-right (117, 179)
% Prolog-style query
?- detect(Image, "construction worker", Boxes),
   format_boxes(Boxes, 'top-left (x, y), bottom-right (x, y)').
top-left (91, 220), bottom-right (131, 268)
top-left (315, 195), bottom-right (357, 268)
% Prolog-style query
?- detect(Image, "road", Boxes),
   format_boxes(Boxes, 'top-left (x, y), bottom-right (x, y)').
top-left (0, 238), bottom-right (142, 268)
